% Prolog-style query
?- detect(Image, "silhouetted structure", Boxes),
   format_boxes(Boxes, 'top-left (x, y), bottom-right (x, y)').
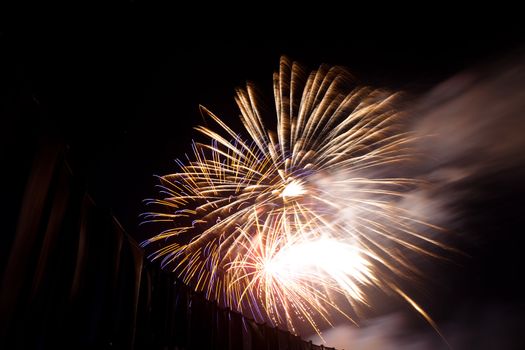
top-left (1, 143), bottom-right (335, 349)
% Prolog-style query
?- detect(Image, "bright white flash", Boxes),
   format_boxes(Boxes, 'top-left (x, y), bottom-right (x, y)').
top-left (281, 180), bottom-right (306, 198)
top-left (264, 238), bottom-right (376, 302)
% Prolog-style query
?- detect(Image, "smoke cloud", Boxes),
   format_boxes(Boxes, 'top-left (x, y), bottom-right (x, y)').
top-left (308, 304), bottom-right (523, 349)
top-left (308, 53), bottom-right (525, 350)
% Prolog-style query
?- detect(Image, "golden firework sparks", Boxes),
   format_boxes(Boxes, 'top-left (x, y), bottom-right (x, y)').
top-left (142, 57), bottom-right (451, 337)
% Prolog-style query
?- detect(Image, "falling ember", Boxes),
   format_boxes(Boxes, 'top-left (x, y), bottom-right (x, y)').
top-left (142, 57), bottom-right (453, 337)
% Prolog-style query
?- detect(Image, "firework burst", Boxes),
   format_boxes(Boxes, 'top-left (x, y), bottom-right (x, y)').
top-left (142, 57), bottom-right (450, 336)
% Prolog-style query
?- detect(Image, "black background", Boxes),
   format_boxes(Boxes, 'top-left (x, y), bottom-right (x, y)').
top-left (3, 13), bottom-right (525, 346)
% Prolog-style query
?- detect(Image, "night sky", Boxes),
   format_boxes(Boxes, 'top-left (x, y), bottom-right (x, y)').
top-left (3, 17), bottom-right (525, 348)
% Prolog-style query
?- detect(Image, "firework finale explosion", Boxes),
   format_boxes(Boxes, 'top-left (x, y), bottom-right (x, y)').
top-left (141, 57), bottom-right (453, 337)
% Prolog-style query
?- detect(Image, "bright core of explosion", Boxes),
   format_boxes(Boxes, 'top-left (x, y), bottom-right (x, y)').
top-left (262, 238), bottom-right (377, 303)
top-left (280, 179), bottom-right (307, 198)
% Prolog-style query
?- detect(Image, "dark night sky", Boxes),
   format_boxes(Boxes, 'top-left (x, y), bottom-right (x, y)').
top-left (3, 16), bottom-right (525, 347)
